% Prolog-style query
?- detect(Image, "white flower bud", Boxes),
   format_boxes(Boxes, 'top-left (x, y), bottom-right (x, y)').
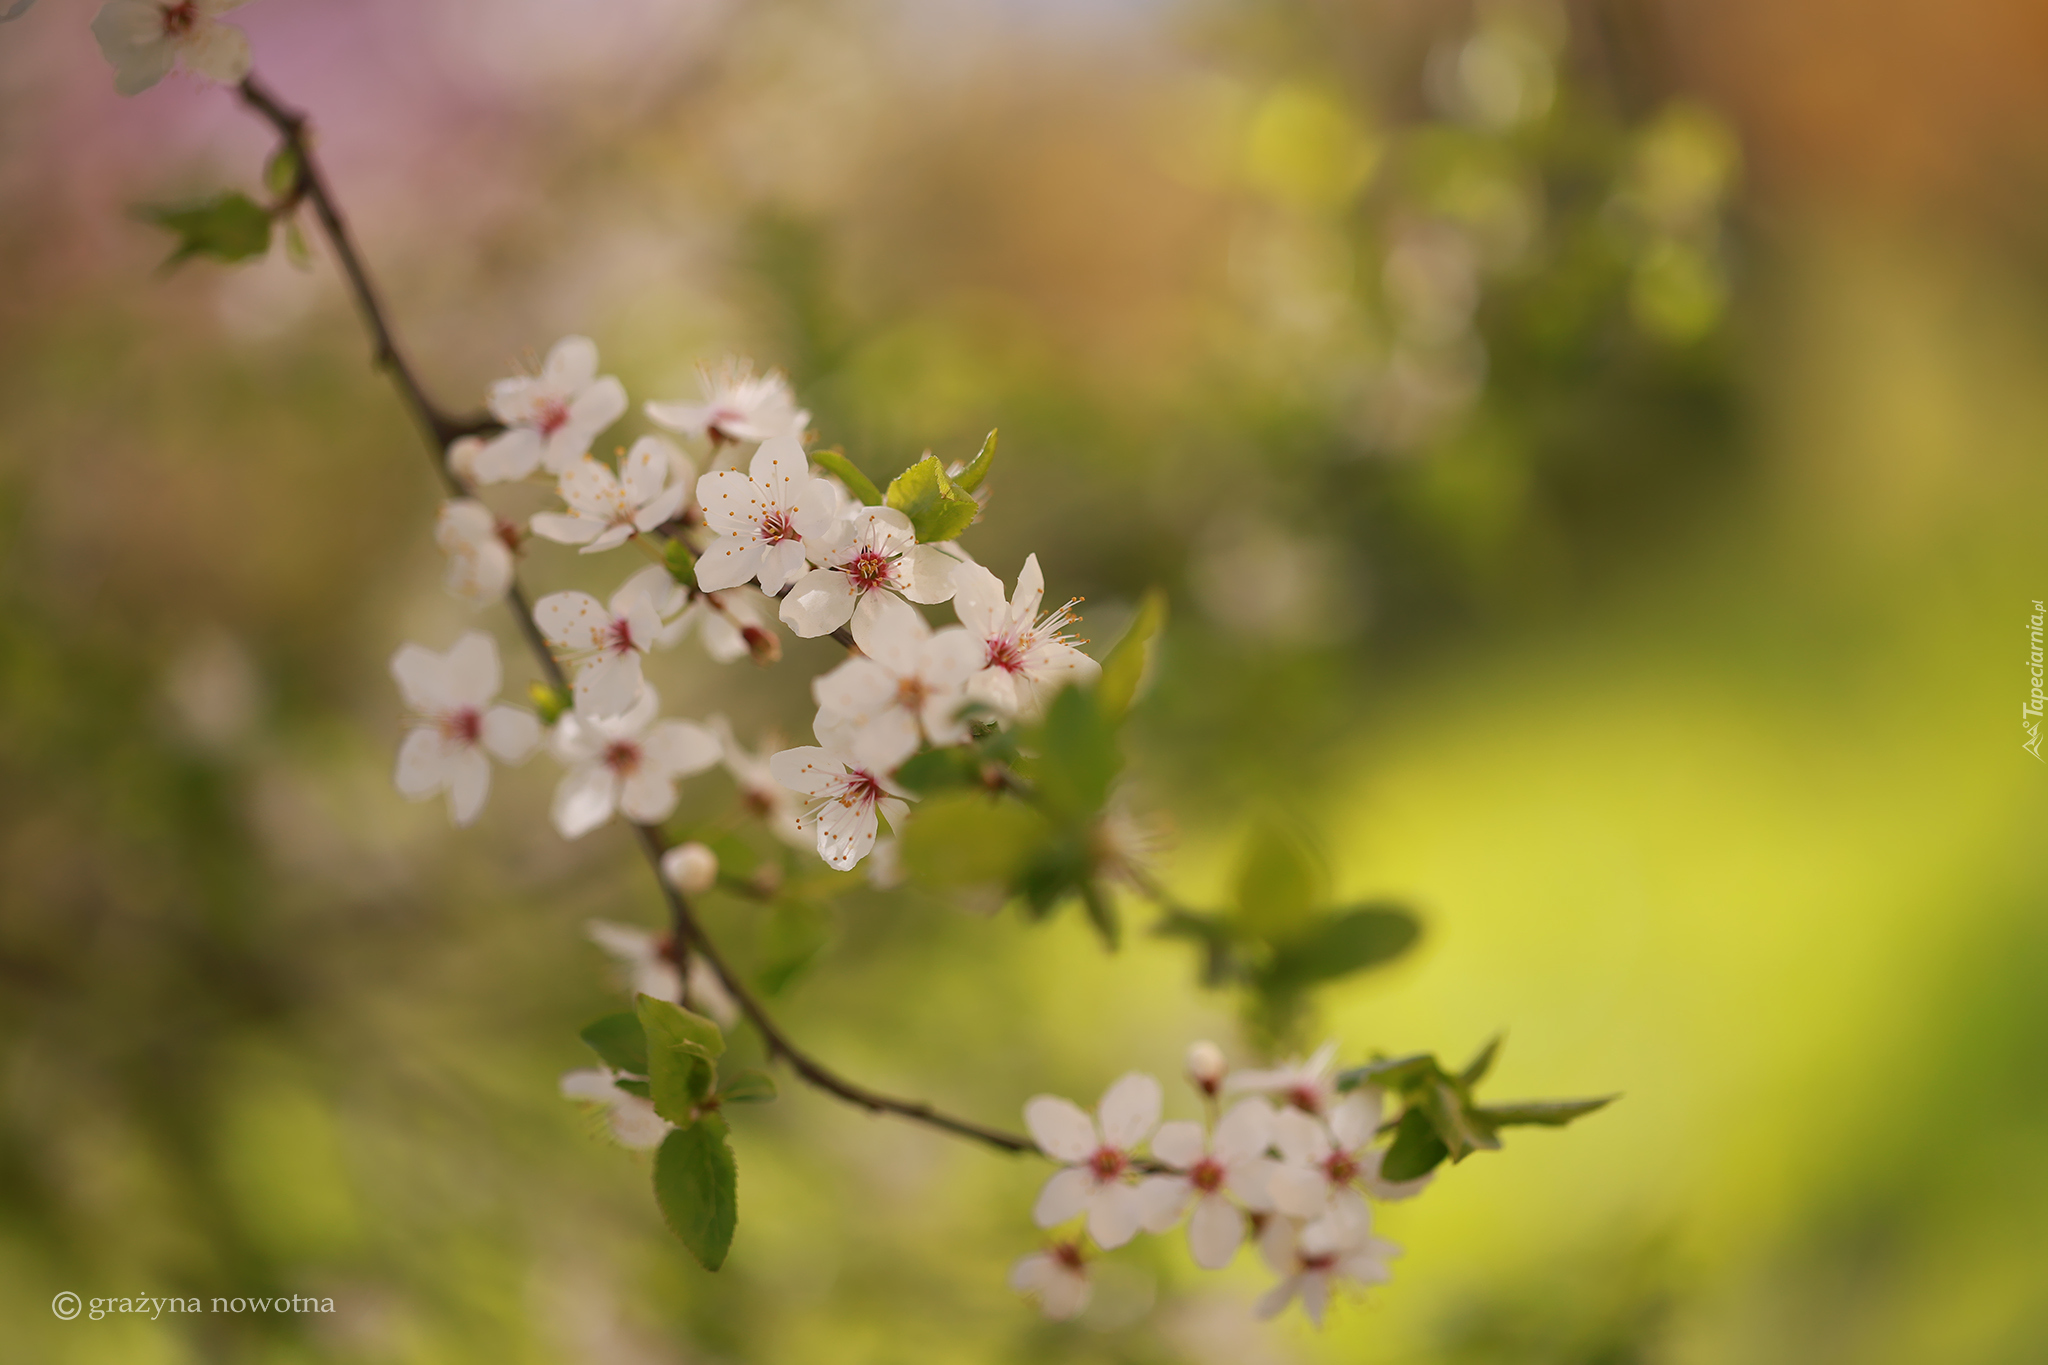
top-left (661, 841), bottom-right (719, 895)
top-left (1185, 1039), bottom-right (1228, 1096)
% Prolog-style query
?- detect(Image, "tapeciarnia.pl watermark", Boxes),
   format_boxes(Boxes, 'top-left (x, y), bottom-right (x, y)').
top-left (2026, 600), bottom-right (2045, 761)
top-left (51, 1290), bottom-right (336, 1321)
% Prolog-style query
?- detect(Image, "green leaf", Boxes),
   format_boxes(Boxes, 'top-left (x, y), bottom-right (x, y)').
top-left (1232, 819), bottom-right (1323, 939)
top-left (1420, 1076), bottom-right (1497, 1162)
top-left (1079, 881), bottom-right (1122, 951)
top-left (810, 448), bottom-right (883, 507)
top-left (638, 995), bottom-right (725, 1124)
top-left (664, 538), bottom-right (698, 588)
top-left (899, 791), bottom-right (1051, 889)
top-left (884, 454), bottom-right (980, 543)
top-left (1097, 589), bottom-right (1166, 720)
top-left (893, 746), bottom-right (981, 796)
top-left (613, 1078), bottom-right (652, 1100)
top-left (1470, 1096), bottom-right (1617, 1129)
top-left (953, 429), bottom-right (997, 493)
top-left (263, 144), bottom-right (302, 200)
top-left (1460, 1034), bottom-right (1504, 1088)
top-left (756, 896), bottom-right (832, 997)
top-left (139, 192), bottom-right (274, 268)
top-left (718, 1070), bottom-right (778, 1104)
top-left (1380, 1105), bottom-right (1450, 1181)
top-left (579, 1012), bottom-right (649, 1076)
top-left (1335, 1053), bottom-right (1441, 1094)
top-left (529, 681), bottom-right (572, 726)
top-left (1153, 907), bottom-right (1247, 987)
top-left (654, 1117), bottom-right (738, 1271)
top-left (1261, 903), bottom-right (1421, 992)
top-left (1030, 685), bottom-right (1120, 818)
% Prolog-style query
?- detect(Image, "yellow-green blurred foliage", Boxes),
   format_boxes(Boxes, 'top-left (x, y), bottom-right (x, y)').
top-left (3, 0), bottom-right (2046, 1361)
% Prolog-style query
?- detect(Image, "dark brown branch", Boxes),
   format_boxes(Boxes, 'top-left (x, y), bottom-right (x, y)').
top-left (234, 71), bottom-right (1036, 1161)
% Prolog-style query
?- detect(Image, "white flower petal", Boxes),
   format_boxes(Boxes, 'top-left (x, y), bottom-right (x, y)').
top-left (533, 591), bottom-right (608, 651)
top-left (1087, 1182), bottom-right (1144, 1250)
top-left (644, 719), bottom-right (721, 779)
top-left (1096, 1072), bottom-right (1162, 1150)
top-left (1266, 1165), bottom-right (1333, 1221)
top-left (1032, 1165), bottom-right (1093, 1228)
top-left (1271, 1106), bottom-right (1333, 1167)
top-left (1135, 1174), bottom-right (1192, 1233)
top-left (1150, 1120), bottom-right (1207, 1172)
top-left (1329, 1091), bottom-right (1383, 1153)
top-left (444, 747), bottom-right (492, 826)
top-left (552, 764), bottom-right (619, 839)
top-left (443, 631), bottom-right (501, 707)
top-left (394, 727), bottom-right (449, 799)
top-left (779, 569), bottom-right (857, 637)
top-left (574, 652), bottom-right (643, 720)
top-left (1187, 1194), bottom-right (1245, 1270)
top-left (618, 769), bottom-right (679, 825)
top-left (389, 643), bottom-right (450, 713)
top-left (473, 427), bottom-right (544, 483)
top-left (1024, 1095), bottom-right (1098, 1163)
top-left (768, 746), bottom-right (842, 799)
top-left (1213, 1098), bottom-right (1276, 1166)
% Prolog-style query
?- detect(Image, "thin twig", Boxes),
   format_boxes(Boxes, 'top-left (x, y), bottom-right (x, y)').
top-left (235, 73), bottom-right (1037, 1160)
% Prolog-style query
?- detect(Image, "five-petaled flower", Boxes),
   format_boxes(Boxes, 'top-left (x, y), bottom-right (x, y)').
top-left (710, 717), bottom-right (810, 848)
top-left (1009, 1239), bottom-right (1091, 1322)
top-left (811, 595), bottom-right (983, 771)
top-left (1226, 1040), bottom-right (1341, 1119)
top-left (93, 0), bottom-right (252, 96)
top-left (692, 436), bottom-right (839, 597)
top-left (534, 579), bottom-right (668, 719)
top-left (1024, 1072), bottom-right (1163, 1250)
top-left (1254, 1206), bottom-right (1400, 1328)
top-left (1136, 1098), bottom-right (1281, 1269)
top-left (951, 554), bottom-right (1099, 717)
top-left (779, 506), bottom-right (958, 639)
top-left (436, 499), bottom-right (516, 605)
top-left (1267, 1089), bottom-right (1432, 1222)
top-left (767, 724), bottom-right (911, 871)
top-left (389, 632), bottom-right (540, 826)
top-left (548, 685), bottom-right (720, 838)
top-left (530, 438), bottom-right (692, 554)
top-left (647, 357), bottom-right (809, 448)
top-left (474, 336), bottom-right (628, 483)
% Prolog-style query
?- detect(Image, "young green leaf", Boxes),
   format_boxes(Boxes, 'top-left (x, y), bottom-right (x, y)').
top-left (613, 1078), bottom-right (653, 1100)
top-left (1079, 881), bottom-right (1122, 951)
top-left (1420, 1076), bottom-right (1498, 1162)
top-left (1097, 589), bottom-right (1167, 721)
top-left (1030, 685), bottom-right (1120, 818)
top-left (1470, 1096), bottom-right (1617, 1129)
top-left (579, 1012), bottom-right (650, 1076)
top-left (884, 454), bottom-right (980, 543)
top-left (1260, 903), bottom-right (1421, 991)
top-left (1231, 819), bottom-right (1323, 939)
top-left (810, 448), bottom-right (883, 507)
top-left (263, 145), bottom-right (302, 200)
top-left (654, 1117), bottom-right (739, 1271)
top-left (718, 1070), bottom-right (779, 1104)
top-left (1380, 1105), bottom-right (1450, 1181)
top-left (1153, 907), bottom-right (1247, 987)
top-left (663, 537), bottom-right (698, 588)
top-left (638, 994), bottom-right (725, 1123)
top-left (139, 192), bottom-right (274, 268)
top-left (1335, 1052), bottom-right (1441, 1094)
top-left (1459, 1034), bottom-right (1504, 1088)
top-left (281, 217), bottom-right (314, 271)
top-left (953, 429), bottom-right (997, 493)
top-left (899, 790), bottom-right (1051, 889)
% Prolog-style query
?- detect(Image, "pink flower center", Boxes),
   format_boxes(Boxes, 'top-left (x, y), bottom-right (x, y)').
top-left (758, 508), bottom-right (800, 545)
top-left (708, 407), bottom-right (743, 442)
top-left (1286, 1084), bottom-right (1323, 1115)
top-left (895, 675), bottom-right (932, 711)
top-left (836, 767), bottom-right (884, 810)
top-left (161, 1), bottom-right (198, 36)
top-left (606, 616), bottom-right (638, 657)
top-left (1324, 1151), bottom-right (1359, 1186)
top-left (1087, 1146), bottom-right (1127, 1182)
top-left (534, 398), bottom-right (570, 436)
top-left (1052, 1241), bottom-right (1086, 1272)
top-left (985, 634), bottom-right (1026, 674)
top-left (438, 707), bottom-right (482, 747)
top-left (1189, 1158), bottom-right (1226, 1194)
top-left (1300, 1251), bottom-right (1337, 1273)
top-left (604, 741), bottom-right (642, 776)
top-left (844, 549), bottom-right (894, 593)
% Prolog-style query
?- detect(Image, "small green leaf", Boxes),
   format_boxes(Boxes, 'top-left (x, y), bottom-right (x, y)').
top-left (639, 995), bottom-right (725, 1124)
top-left (579, 1012), bottom-right (649, 1075)
top-left (1153, 907), bottom-right (1247, 987)
top-left (1030, 685), bottom-right (1120, 818)
top-left (654, 1117), bottom-right (738, 1271)
top-left (664, 538), bottom-right (698, 588)
top-left (139, 192), bottom-right (274, 267)
top-left (1459, 1034), bottom-right (1503, 1089)
top-left (1470, 1096), bottom-right (1617, 1129)
top-left (718, 1070), bottom-right (778, 1104)
top-left (899, 791), bottom-right (1051, 889)
top-left (953, 429), bottom-right (997, 493)
top-left (1097, 589), bottom-right (1166, 721)
top-left (893, 746), bottom-right (981, 796)
top-left (1421, 1076), bottom-right (1497, 1162)
top-left (1335, 1053), bottom-right (1441, 1094)
top-left (812, 448), bottom-right (883, 507)
top-left (884, 454), bottom-right (980, 543)
top-left (613, 1078), bottom-right (653, 1099)
top-left (1232, 819), bottom-right (1323, 939)
top-left (529, 681), bottom-right (572, 726)
top-left (263, 144), bottom-right (302, 200)
top-left (1380, 1105), bottom-right (1449, 1181)
top-left (637, 994), bottom-right (725, 1060)
top-left (1261, 903), bottom-right (1421, 991)
top-left (1079, 881), bottom-right (1122, 951)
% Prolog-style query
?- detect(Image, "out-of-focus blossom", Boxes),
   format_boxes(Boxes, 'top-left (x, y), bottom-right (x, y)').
top-left (548, 685), bottom-right (719, 838)
top-left (1025, 1073), bottom-right (1162, 1250)
top-left (648, 358), bottom-right (808, 447)
top-left (660, 841), bottom-right (719, 895)
top-left (533, 578), bottom-right (667, 718)
top-left (709, 717), bottom-right (809, 847)
top-left (93, 0), bottom-right (252, 96)
top-left (1268, 1090), bottom-right (1431, 1220)
top-left (1226, 1041), bottom-right (1340, 1118)
top-left (1136, 1099), bottom-right (1280, 1269)
top-left (390, 632), bottom-right (539, 826)
top-left (436, 499), bottom-right (515, 604)
top-left (1254, 1207), bottom-right (1400, 1328)
top-left (559, 1069), bottom-right (668, 1150)
top-left (475, 336), bottom-right (627, 483)
top-left (1010, 1240), bottom-right (1091, 1321)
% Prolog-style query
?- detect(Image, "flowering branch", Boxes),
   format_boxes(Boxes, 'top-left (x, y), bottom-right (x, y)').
top-left (232, 70), bottom-right (1036, 1160)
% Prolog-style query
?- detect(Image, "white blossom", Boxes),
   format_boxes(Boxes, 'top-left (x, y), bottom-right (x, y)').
top-left (436, 498), bottom-right (515, 604)
top-left (660, 841), bottom-right (719, 895)
top-left (811, 595), bottom-right (982, 771)
top-left (548, 685), bottom-right (720, 838)
top-left (534, 578), bottom-right (667, 718)
top-left (1024, 1072), bottom-right (1162, 1250)
top-left (474, 336), bottom-right (628, 483)
top-left (390, 632), bottom-right (540, 826)
top-left (93, 0), bottom-right (252, 96)
top-left (951, 554), bottom-right (1099, 716)
top-left (1135, 1099), bottom-right (1280, 1269)
top-left (1226, 1040), bottom-right (1340, 1118)
top-left (767, 722), bottom-right (911, 871)
top-left (709, 717), bottom-right (809, 847)
top-left (668, 588), bottom-right (777, 665)
top-left (779, 506), bottom-right (959, 639)
top-left (647, 358), bottom-right (809, 447)
top-left (530, 438), bottom-right (692, 554)
top-left (1254, 1206), bottom-right (1401, 1329)
top-left (1268, 1090), bottom-right (1432, 1222)
top-left (693, 437), bottom-right (839, 596)
top-left (559, 1069), bottom-right (669, 1149)
top-left (1009, 1240), bottom-right (1091, 1322)
top-left (585, 918), bottom-right (736, 1027)
top-left (446, 434), bottom-right (486, 485)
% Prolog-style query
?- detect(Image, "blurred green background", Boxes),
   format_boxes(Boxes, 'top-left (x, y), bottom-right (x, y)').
top-left (4, 0), bottom-right (2047, 1360)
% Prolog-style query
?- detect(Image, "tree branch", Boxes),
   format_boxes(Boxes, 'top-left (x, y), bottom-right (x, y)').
top-left (235, 72), bottom-right (1037, 1161)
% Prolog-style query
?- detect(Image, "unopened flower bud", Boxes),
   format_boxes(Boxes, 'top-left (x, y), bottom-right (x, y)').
top-left (1185, 1040), bottom-right (1228, 1097)
top-left (528, 681), bottom-right (571, 727)
top-left (660, 841), bottom-right (719, 895)
top-left (742, 622), bottom-right (782, 666)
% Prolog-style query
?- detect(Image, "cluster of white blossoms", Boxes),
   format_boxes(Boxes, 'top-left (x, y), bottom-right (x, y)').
top-left (1011, 1042), bottom-right (1423, 1329)
top-left (398, 336), bottom-right (1098, 872)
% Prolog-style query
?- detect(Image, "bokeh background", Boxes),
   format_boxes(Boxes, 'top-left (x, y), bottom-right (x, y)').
top-left (4, 0), bottom-right (2048, 1360)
